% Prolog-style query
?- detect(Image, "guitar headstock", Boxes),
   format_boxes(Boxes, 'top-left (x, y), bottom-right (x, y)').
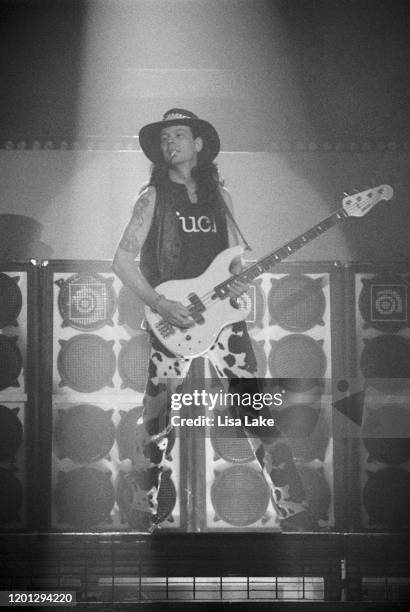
top-left (342, 185), bottom-right (394, 217)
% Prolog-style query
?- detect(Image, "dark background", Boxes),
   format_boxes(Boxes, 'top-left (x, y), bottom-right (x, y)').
top-left (0, 0), bottom-right (409, 262)
top-left (1, 0), bottom-right (410, 148)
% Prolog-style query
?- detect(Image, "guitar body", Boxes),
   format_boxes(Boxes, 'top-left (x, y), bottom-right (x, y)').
top-left (145, 246), bottom-right (250, 358)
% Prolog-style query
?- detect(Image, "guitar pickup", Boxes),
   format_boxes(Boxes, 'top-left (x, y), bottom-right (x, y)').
top-left (187, 293), bottom-right (205, 324)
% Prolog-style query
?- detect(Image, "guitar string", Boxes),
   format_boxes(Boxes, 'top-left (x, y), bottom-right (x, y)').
top-left (183, 218), bottom-right (332, 313)
top-left (183, 197), bottom-right (370, 314)
top-left (182, 228), bottom-right (327, 314)
top-left (168, 226), bottom-right (333, 318)
top-left (160, 196), bottom-right (373, 323)
top-left (180, 260), bottom-right (269, 315)
top-left (185, 231), bottom-right (314, 312)
top-left (188, 261), bottom-right (270, 309)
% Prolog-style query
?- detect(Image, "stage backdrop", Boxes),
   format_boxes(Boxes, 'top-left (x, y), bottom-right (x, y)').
top-left (0, 150), bottom-right (408, 263)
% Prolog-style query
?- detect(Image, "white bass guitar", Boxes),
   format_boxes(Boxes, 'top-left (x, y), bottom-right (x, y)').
top-left (145, 185), bottom-right (393, 358)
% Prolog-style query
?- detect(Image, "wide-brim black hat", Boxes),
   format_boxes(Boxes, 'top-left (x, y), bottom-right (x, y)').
top-left (138, 108), bottom-right (220, 163)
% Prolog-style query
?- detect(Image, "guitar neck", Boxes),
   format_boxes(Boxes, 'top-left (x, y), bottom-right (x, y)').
top-left (216, 208), bottom-right (347, 296)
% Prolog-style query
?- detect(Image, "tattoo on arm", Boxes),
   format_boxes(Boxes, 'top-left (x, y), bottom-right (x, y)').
top-left (118, 194), bottom-right (151, 254)
top-left (133, 193), bottom-right (151, 226)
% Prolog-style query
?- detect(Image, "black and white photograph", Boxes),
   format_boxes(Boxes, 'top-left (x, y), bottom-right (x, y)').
top-left (0, 0), bottom-right (409, 610)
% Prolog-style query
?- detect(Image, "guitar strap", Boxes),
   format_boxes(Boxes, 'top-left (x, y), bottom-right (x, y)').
top-left (220, 198), bottom-right (252, 251)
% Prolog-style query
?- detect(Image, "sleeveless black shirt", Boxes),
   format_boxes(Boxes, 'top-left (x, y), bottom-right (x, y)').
top-left (140, 177), bottom-right (229, 287)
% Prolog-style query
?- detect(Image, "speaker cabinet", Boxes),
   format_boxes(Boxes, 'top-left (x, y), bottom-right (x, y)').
top-left (40, 261), bottom-right (183, 531)
top-left (347, 263), bottom-right (410, 530)
top-left (199, 395), bottom-right (281, 531)
top-left (0, 263), bottom-right (38, 530)
top-left (8, 258), bottom-right (404, 532)
top-left (193, 263), bottom-right (343, 531)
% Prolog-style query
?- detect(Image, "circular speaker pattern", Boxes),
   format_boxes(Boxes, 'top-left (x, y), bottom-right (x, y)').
top-left (360, 335), bottom-right (410, 392)
top-left (285, 414), bottom-right (330, 463)
top-left (297, 465), bottom-right (331, 521)
top-left (116, 407), bottom-right (144, 461)
top-left (0, 467), bottom-right (23, 524)
top-left (118, 286), bottom-right (147, 331)
top-left (363, 467), bottom-right (410, 528)
top-left (54, 467), bottom-right (115, 527)
top-left (211, 465), bottom-right (269, 526)
top-left (118, 333), bottom-right (151, 393)
top-left (0, 274), bottom-right (22, 328)
top-left (57, 334), bottom-right (116, 392)
top-left (0, 405), bottom-right (23, 462)
top-left (269, 334), bottom-right (326, 390)
top-left (362, 404), bottom-right (410, 465)
top-left (210, 409), bottom-right (254, 463)
top-left (116, 406), bottom-right (175, 461)
top-left (0, 335), bottom-right (22, 391)
top-left (359, 274), bottom-right (409, 332)
top-left (275, 404), bottom-right (320, 438)
top-left (56, 273), bottom-right (117, 331)
top-left (54, 404), bottom-right (115, 463)
top-left (116, 469), bottom-right (176, 525)
top-left (269, 275), bottom-right (325, 331)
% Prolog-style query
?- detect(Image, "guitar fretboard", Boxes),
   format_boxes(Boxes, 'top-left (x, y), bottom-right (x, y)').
top-left (215, 208), bottom-right (347, 297)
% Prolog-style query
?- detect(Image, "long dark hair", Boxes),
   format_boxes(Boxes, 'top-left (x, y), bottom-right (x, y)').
top-left (146, 129), bottom-right (225, 210)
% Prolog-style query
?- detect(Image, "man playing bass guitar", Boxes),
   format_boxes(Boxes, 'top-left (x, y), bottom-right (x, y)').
top-left (113, 109), bottom-right (313, 532)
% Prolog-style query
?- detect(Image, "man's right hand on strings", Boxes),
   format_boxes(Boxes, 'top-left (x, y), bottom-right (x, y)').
top-left (155, 296), bottom-right (194, 328)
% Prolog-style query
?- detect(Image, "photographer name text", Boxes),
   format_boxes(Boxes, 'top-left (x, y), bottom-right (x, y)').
top-left (171, 414), bottom-right (275, 427)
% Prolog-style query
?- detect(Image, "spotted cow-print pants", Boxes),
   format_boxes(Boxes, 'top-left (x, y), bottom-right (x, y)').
top-left (128, 321), bottom-right (313, 531)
